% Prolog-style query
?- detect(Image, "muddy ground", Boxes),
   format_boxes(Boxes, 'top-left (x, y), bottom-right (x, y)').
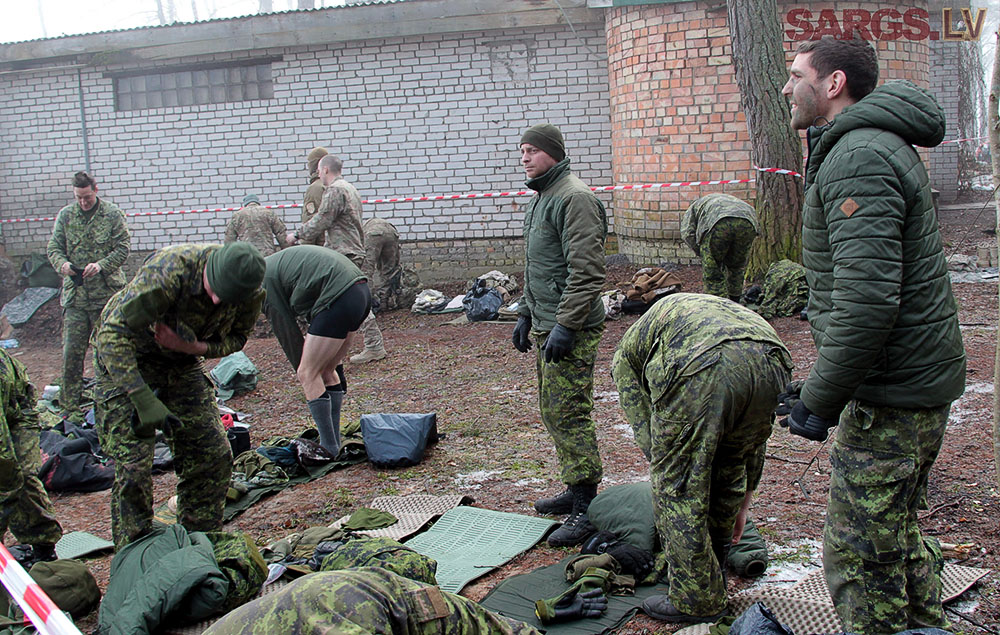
top-left (8, 200), bottom-right (1000, 634)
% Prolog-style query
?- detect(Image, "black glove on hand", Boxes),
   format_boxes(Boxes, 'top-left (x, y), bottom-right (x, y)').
top-left (69, 264), bottom-right (86, 287)
top-left (774, 379), bottom-right (805, 417)
top-left (512, 315), bottom-right (532, 353)
top-left (543, 324), bottom-right (575, 363)
top-left (536, 588), bottom-right (608, 623)
top-left (781, 401), bottom-right (838, 441)
top-left (605, 542), bottom-right (655, 579)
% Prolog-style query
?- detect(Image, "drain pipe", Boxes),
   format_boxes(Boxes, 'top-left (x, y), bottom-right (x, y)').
top-left (77, 67), bottom-right (90, 173)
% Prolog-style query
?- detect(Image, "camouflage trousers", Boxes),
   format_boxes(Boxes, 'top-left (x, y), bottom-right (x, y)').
top-left (359, 311), bottom-right (385, 353)
top-left (531, 325), bottom-right (603, 486)
top-left (203, 566), bottom-right (541, 635)
top-left (824, 401), bottom-right (951, 634)
top-left (0, 414), bottom-right (62, 547)
top-left (95, 356), bottom-right (232, 550)
top-left (634, 340), bottom-right (789, 615)
top-left (61, 306), bottom-right (103, 421)
top-left (699, 217), bottom-right (757, 300)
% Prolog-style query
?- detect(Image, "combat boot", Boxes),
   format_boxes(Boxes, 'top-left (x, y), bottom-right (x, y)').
top-left (534, 486), bottom-right (574, 515)
top-left (712, 541), bottom-right (731, 589)
top-left (546, 484), bottom-right (598, 547)
top-left (350, 347), bottom-right (387, 364)
top-left (641, 595), bottom-right (727, 624)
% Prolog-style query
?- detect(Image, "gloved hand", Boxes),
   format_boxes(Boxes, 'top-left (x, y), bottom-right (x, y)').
top-left (781, 401), bottom-right (837, 442)
top-left (69, 264), bottom-right (86, 287)
top-left (605, 542), bottom-right (655, 580)
top-left (128, 385), bottom-right (173, 439)
top-left (543, 324), bottom-right (576, 363)
top-left (535, 588), bottom-right (608, 623)
top-left (512, 315), bottom-right (532, 353)
top-left (774, 379), bottom-right (805, 416)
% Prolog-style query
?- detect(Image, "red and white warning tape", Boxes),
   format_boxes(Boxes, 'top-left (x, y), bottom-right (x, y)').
top-left (939, 135), bottom-right (987, 145)
top-left (0, 545), bottom-right (82, 635)
top-left (0, 169), bottom-right (798, 225)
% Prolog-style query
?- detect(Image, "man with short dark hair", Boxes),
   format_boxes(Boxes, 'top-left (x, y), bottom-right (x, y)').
top-left (782, 36), bottom-right (965, 634)
top-left (512, 123), bottom-right (607, 547)
top-left (93, 242), bottom-right (265, 549)
top-left (47, 171), bottom-right (130, 424)
top-left (224, 194), bottom-right (289, 256)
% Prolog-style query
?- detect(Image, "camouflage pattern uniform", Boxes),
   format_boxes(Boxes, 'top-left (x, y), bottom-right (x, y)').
top-left (202, 567), bottom-right (542, 635)
top-left (520, 158), bottom-right (607, 487)
top-left (93, 244), bottom-right (264, 550)
top-left (0, 350), bottom-right (62, 548)
top-left (301, 173), bottom-right (327, 247)
top-left (362, 219), bottom-right (421, 313)
top-left (824, 402), bottom-right (951, 632)
top-left (47, 197), bottom-right (131, 421)
top-left (681, 194), bottom-right (759, 300)
top-left (224, 202), bottom-right (289, 256)
top-left (612, 293), bottom-right (791, 616)
top-left (296, 177), bottom-right (365, 261)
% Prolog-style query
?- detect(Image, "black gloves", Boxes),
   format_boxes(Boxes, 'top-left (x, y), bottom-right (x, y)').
top-left (543, 324), bottom-right (576, 363)
top-left (774, 380), bottom-right (804, 416)
top-left (69, 264), bottom-right (86, 287)
top-left (535, 588), bottom-right (608, 623)
top-left (605, 542), bottom-right (654, 579)
top-left (512, 315), bottom-right (532, 353)
top-left (781, 401), bottom-right (838, 441)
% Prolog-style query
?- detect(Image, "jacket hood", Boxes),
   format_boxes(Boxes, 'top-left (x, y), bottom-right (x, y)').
top-left (807, 80), bottom-right (945, 179)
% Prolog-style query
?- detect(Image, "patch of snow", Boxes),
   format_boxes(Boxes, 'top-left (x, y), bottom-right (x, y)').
top-left (514, 477), bottom-right (546, 487)
top-left (612, 423), bottom-right (635, 440)
top-left (744, 538), bottom-right (823, 590)
top-left (454, 469), bottom-right (503, 488)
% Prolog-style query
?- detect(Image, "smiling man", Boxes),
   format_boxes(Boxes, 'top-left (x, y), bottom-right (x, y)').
top-left (512, 123), bottom-right (607, 547)
top-left (92, 242), bottom-right (265, 549)
top-left (782, 36), bottom-right (965, 634)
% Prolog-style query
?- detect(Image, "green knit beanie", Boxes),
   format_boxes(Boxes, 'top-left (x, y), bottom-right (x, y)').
top-left (520, 123), bottom-right (566, 161)
top-left (206, 242), bottom-right (265, 304)
top-left (242, 193), bottom-right (259, 206)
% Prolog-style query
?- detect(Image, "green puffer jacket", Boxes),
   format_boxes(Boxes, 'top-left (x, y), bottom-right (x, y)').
top-left (520, 158), bottom-right (607, 332)
top-left (800, 80), bottom-right (965, 418)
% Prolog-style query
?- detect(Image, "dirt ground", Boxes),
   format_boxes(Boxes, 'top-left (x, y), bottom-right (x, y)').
top-left (8, 199), bottom-right (1000, 634)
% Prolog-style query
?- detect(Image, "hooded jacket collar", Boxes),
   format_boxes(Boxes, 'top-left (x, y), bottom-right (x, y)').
top-left (526, 158), bottom-right (571, 192)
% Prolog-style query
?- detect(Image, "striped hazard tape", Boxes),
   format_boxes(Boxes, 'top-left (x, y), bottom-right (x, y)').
top-left (0, 168), bottom-right (798, 225)
top-left (0, 544), bottom-right (82, 635)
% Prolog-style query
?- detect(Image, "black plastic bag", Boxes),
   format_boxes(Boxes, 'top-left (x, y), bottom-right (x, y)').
top-left (729, 602), bottom-right (794, 635)
top-left (462, 281), bottom-right (503, 322)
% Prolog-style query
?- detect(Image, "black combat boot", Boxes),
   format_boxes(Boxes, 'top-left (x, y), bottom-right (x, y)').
top-left (534, 486), bottom-right (574, 515)
top-left (546, 484), bottom-right (598, 547)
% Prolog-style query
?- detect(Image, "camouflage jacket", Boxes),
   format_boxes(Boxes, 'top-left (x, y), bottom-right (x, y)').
top-left (680, 193), bottom-right (759, 253)
top-left (94, 244), bottom-right (264, 394)
top-left (224, 203), bottom-right (289, 256)
top-left (520, 158), bottom-right (607, 332)
top-left (613, 293), bottom-right (791, 454)
top-left (297, 177), bottom-right (365, 260)
top-left (47, 198), bottom-right (131, 309)
top-left (0, 349), bottom-right (40, 435)
top-left (300, 176), bottom-right (326, 246)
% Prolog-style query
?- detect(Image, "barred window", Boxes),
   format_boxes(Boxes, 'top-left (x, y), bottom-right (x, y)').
top-left (112, 60), bottom-right (275, 111)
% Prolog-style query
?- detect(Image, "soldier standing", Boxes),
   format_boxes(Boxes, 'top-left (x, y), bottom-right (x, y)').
top-left (681, 193), bottom-right (759, 302)
top-left (612, 293), bottom-right (792, 623)
top-left (92, 242), bottom-right (265, 549)
top-left (300, 147), bottom-right (329, 246)
top-left (224, 193), bottom-right (289, 256)
top-left (288, 154), bottom-right (387, 364)
top-left (511, 123), bottom-right (607, 547)
top-left (47, 171), bottom-right (131, 424)
top-left (0, 349), bottom-right (63, 566)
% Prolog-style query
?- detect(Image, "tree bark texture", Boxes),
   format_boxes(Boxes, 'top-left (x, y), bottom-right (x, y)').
top-left (988, 31), bottom-right (1000, 486)
top-left (727, 0), bottom-right (805, 280)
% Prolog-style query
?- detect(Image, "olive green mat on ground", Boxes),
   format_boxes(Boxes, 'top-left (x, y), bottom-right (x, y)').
top-left (675, 562), bottom-right (991, 635)
top-left (404, 506), bottom-right (558, 594)
top-left (54, 531), bottom-right (114, 560)
top-left (480, 555), bottom-right (663, 635)
top-left (153, 446), bottom-right (366, 526)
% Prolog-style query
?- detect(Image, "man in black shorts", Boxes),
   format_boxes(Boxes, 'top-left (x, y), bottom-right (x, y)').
top-left (263, 245), bottom-right (371, 454)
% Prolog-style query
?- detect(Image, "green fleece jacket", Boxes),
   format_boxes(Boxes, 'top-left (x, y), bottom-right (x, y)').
top-left (800, 80), bottom-right (966, 418)
top-left (519, 158), bottom-right (607, 332)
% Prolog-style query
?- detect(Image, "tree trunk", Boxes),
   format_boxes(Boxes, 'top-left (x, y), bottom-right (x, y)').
top-left (989, 31), bottom-right (1000, 486)
top-left (727, 0), bottom-right (805, 280)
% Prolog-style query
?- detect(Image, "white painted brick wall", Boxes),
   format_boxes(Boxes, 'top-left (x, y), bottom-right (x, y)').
top-left (0, 24), bottom-right (613, 255)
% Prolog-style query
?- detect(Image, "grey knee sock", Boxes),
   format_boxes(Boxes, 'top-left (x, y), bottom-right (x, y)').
top-left (307, 395), bottom-right (341, 455)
